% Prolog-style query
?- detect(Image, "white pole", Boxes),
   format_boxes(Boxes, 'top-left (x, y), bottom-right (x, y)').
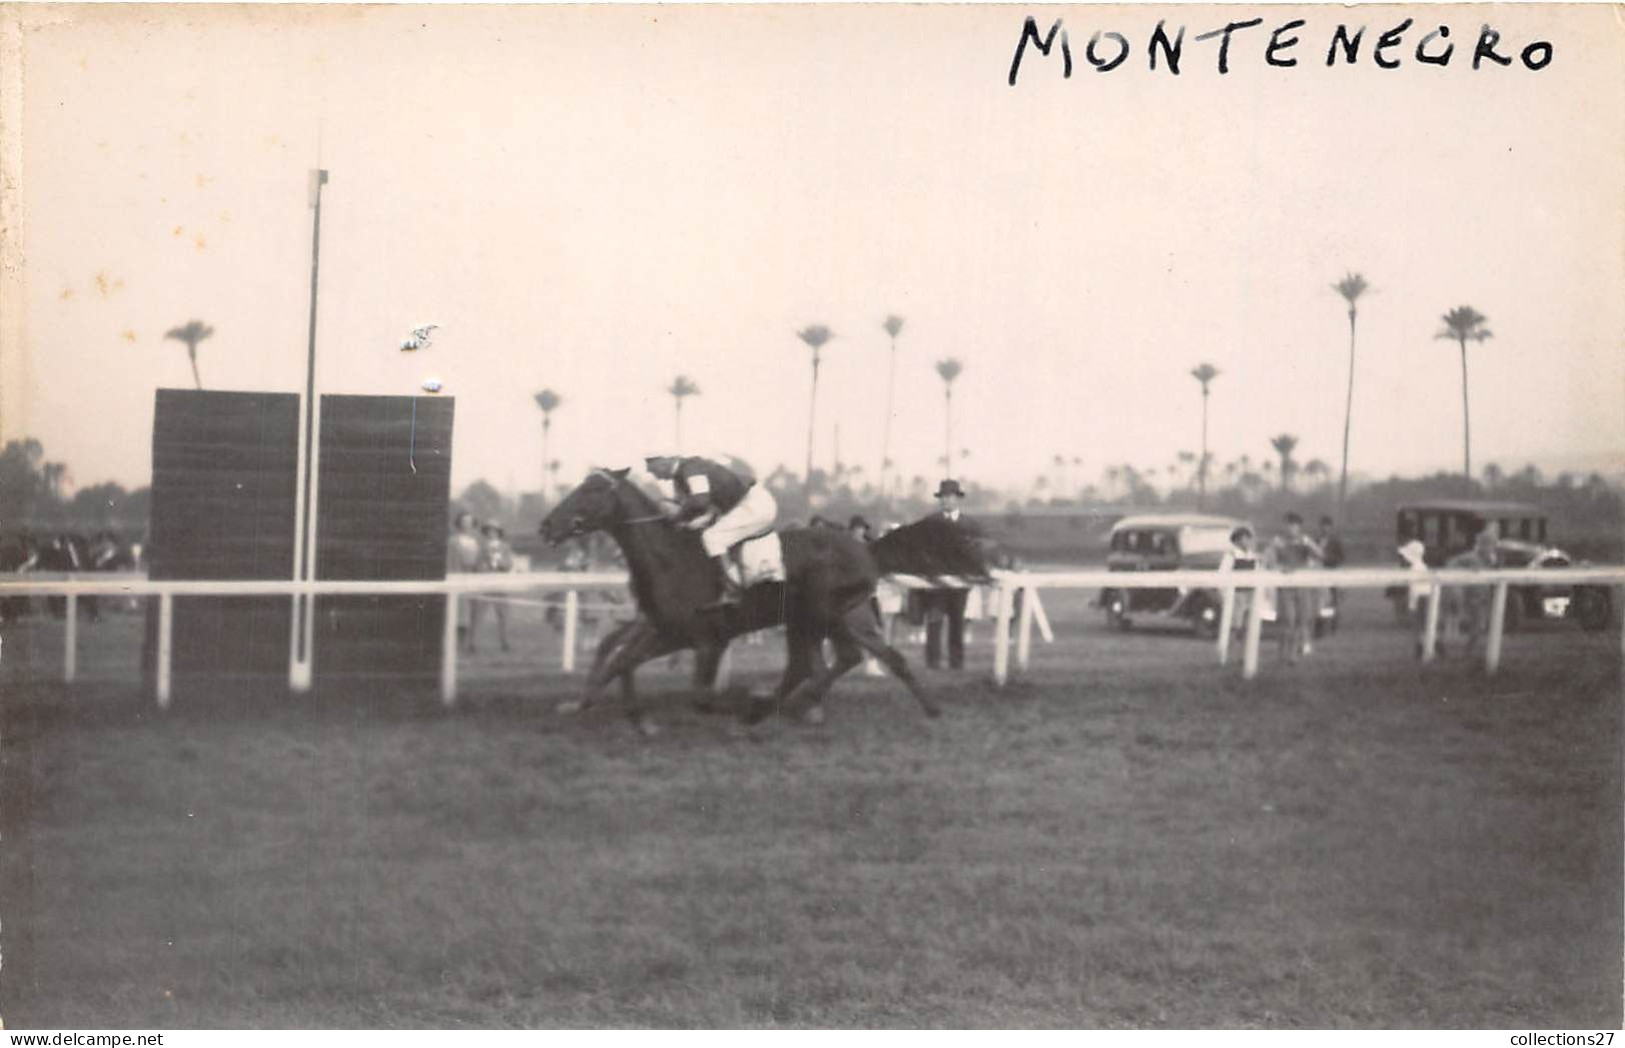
top-left (157, 592), bottom-right (173, 709)
top-left (1242, 584), bottom-right (1263, 681)
top-left (1216, 582), bottom-right (1236, 666)
top-left (1016, 581), bottom-right (1035, 671)
top-left (440, 592), bottom-right (458, 706)
top-left (562, 588), bottom-right (579, 672)
top-left (1485, 581), bottom-right (1508, 675)
top-left (297, 398), bottom-right (323, 689)
top-left (63, 593), bottom-right (77, 683)
top-left (993, 577), bottom-right (1013, 685)
top-left (1421, 585), bottom-right (1441, 663)
top-left (289, 390), bottom-right (311, 694)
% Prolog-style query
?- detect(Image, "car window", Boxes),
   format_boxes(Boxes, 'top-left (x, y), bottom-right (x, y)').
top-left (1422, 514), bottom-right (1444, 548)
top-left (1538, 553), bottom-right (1570, 568)
top-left (1181, 527), bottom-right (1234, 557)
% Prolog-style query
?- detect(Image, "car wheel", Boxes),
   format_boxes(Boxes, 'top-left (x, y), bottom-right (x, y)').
top-left (1192, 601), bottom-right (1219, 640)
top-left (1574, 587), bottom-right (1612, 633)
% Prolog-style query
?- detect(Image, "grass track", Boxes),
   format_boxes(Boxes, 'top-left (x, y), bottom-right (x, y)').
top-left (1, 592), bottom-right (1620, 1027)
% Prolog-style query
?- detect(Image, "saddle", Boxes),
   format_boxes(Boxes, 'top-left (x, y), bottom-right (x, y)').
top-left (730, 530), bottom-right (785, 588)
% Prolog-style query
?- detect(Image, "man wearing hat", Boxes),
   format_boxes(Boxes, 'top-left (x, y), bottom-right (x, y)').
top-left (922, 478), bottom-right (980, 670)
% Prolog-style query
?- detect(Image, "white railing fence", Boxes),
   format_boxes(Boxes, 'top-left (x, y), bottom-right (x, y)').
top-left (2, 566), bottom-right (1621, 707)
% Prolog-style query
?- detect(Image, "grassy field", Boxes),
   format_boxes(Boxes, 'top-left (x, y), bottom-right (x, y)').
top-left (1, 589), bottom-right (1620, 1028)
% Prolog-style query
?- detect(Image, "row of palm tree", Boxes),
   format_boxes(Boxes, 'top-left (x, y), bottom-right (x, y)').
top-left (167, 280), bottom-right (1491, 510)
top-left (1188, 278), bottom-right (1494, 517)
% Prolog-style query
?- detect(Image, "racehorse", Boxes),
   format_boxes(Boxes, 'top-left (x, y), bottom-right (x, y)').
top-left (539, 468), bottom-right (943, 733)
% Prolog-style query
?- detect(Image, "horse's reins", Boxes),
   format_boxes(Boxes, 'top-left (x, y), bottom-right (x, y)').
top-left (585, 468), bottom-right (674, 528)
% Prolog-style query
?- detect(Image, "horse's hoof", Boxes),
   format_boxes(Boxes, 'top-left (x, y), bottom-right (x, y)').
top-left (555, 700), bottom-right (584, 716)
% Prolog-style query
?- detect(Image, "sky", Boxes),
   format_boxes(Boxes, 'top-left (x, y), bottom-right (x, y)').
top-left (3, 3), bottom-right (1623, 501)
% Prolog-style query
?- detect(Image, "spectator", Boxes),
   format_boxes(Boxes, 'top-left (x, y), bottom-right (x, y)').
top-left (474, 521), bottom-right (515, 653)
top-left (1316, 515), bottom-right (1346, 634)
top-left (447, 511), bottom-right (482, 652)
top-left (1222, 524), bottom-right (1260, 637)
top-left (920, 479), bottom-right (980, 671)
top-left (1265, 512), bottom-right (1323, 662)
top-left (1440, 525), bottom-right (1502, 658)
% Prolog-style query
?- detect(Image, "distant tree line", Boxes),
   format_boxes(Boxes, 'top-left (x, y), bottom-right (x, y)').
top-left (1, 439), bottom-right (152, 535)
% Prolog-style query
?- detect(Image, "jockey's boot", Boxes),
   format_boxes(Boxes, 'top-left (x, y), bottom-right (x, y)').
top-left (699, 553), bottom-right (743, 611)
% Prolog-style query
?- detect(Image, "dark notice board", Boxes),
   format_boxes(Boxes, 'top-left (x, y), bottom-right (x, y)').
top-left (313, 394), bottom-right (454, 684)
top-left (145, 389), bottom-right (300, 680)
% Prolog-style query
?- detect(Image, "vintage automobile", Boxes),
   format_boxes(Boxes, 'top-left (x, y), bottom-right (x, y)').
top-left (1385, 500), bottom-right (1613, 632)
top-left (1097, 514), bottom-right (1312, 637)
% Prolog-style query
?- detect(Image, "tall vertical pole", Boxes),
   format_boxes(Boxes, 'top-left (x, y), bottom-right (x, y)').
top-left (290, 168), bottom-right (328, 693)
top-left (1199, 388), bottom-right (1209, 509)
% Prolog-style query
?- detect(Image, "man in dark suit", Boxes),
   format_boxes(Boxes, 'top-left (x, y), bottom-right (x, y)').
top-left (923, 478), bottom-right (979, 670)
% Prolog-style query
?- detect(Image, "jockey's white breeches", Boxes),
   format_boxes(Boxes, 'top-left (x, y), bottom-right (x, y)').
top-left (702, 484), bottom-right (778, 557)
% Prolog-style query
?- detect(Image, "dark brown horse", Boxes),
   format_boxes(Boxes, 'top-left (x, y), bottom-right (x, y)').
top-left (540, 468), bottom-right (937, 732)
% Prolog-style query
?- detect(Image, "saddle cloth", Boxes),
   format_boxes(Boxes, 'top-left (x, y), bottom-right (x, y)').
top-left (737, 532), bottom-right (785, 587)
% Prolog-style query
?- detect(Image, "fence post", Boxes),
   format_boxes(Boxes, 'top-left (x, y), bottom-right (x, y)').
top-left (715, 646), bottom-right (733, 691)
top-left (1016, 580), bottom-right (1035, 672)
top-left (1242, 583), bottom-right (1263, 681)
top-left (562, 589), bottom-right (579, 673)
top-left (993, 577), bottom-right (1013, 685)
top-left (64, 592), bottom-right (78, 684)
top-left (440, 592), bottom-right (458, 706)
top-left (1216, 582), bottom-right (1235, 666)
top-left (1485, 580), bottom-right (1509, 675)
top-left (1421, 584), bottom-right (1441, 663)
top-left (288, 596), bottom-right (312, 692)
top-left (156, 592), bottom-right (173, 709)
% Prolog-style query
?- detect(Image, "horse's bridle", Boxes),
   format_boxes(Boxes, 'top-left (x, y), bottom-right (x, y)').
top-left (585, 468), bottom-right (669, 527)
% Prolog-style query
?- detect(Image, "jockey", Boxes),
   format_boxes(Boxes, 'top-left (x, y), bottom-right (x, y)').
top-left (644, 453), bottom-right (778, 607)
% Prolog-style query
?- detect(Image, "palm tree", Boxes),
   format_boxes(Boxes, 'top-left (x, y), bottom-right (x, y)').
top-left (533, 390), bottom-right (562, 499)
top-left (1189, 363), bottom-right (1220, 507)
top-left (164, 319), bottom-right (214, 390)
top-left (666, 375), bottom-right (700, 450)
top-left (1304, 458), bottom-right (1330, 491)
top-left (1332, 272), bottom-right (1369, 514)
top-left (1482, 462), bottom-right (1504, 492)
top-left (880, 315), bottom-right (904, 486)
top-left (935, 358), bottom-right (963, 474)
top-left (796, 325), bottom-right (834, 487)
top-left (1436, 306), bottom-right (1493, 480)
top-left (1269, 433), bottom-right (1299, 492)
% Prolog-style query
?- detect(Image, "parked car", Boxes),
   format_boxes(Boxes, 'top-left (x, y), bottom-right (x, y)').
top-left (1384, 500), bottom-right (1613, 632)
top-left (1093, 514), bottom-right (1251, 637)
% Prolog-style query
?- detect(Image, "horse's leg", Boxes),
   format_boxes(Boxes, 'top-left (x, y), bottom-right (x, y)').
top-left (778, 629), bottom-right (863, 723)
top-left (565, 619), bottom-right (655, 713)
top-left (839, 600), bottom-right (940, 718)
top-left (690, 642), bottom-right (731, 713)
top-left (744, 621), bottom-right (818, 725)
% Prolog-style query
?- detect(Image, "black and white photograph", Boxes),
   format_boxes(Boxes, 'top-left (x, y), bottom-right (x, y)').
top-left (0, 1), bottom-right (1621, 1031)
